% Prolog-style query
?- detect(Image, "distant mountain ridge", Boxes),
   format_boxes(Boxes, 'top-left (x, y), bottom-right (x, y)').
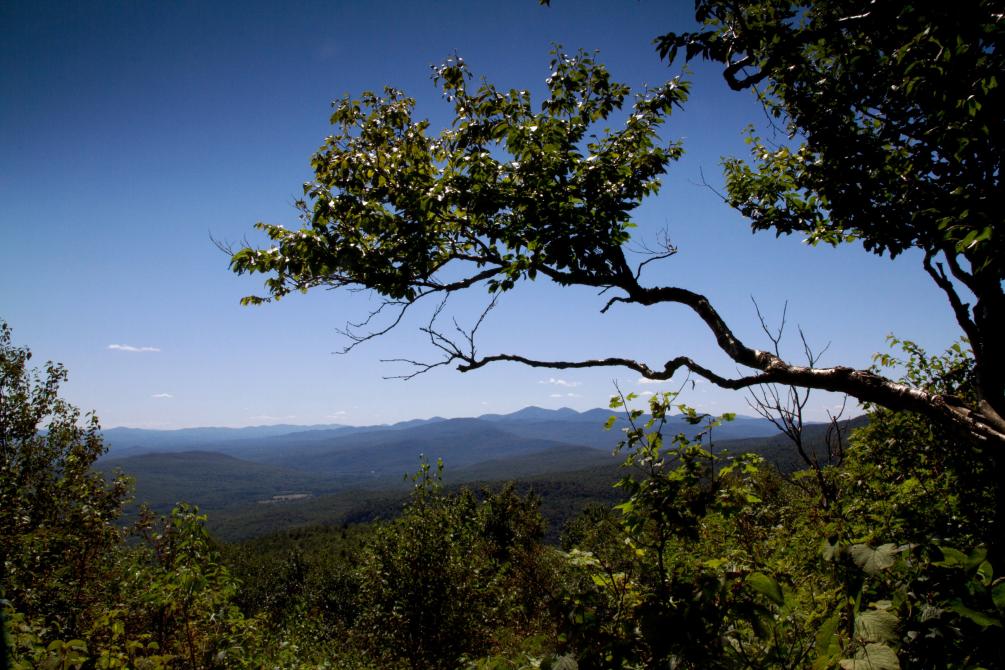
top-left (98, 406), bottom-right (831, 529)
top-left (101, 405), bottom-right (781, 457)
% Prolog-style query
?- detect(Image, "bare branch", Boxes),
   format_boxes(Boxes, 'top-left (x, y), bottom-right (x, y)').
top-left (693, 166), bottom-right (729, 204)
top-left (628, 227), bottom-right (678, 281)
top-left (337, 299), bottom-right (415, 353)
top-left (381, 295), bottom-right (499, 381)
top-left (337, 266), bottom-right (504, 353)
top-left (751, 297), bottom-right (787, 356)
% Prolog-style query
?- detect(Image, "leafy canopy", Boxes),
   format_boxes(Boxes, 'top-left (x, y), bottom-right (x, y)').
top-left (659, 0), bottom-right (1003, 270)
top-left (232, 5), bottom-right (1005, 447)
top-left (232, 49), bottom-right (688, 303)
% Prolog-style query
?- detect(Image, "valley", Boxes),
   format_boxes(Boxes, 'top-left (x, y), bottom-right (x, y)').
top-left (98, 406), bottom-right (855, 541)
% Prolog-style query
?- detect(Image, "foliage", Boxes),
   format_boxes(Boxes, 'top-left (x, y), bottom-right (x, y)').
top-left (555, 393), bottom-right (810, 669)
top-left (355, 461), bottom-right (552, 669)
top-left (659, 0), bottom-right (1005, 440)
top-left (659, 1), bottom-right (1002, 265)
top-left (5, 322), bottom-right (1005, 669)
top-left (100, 504), bottom-right (259, 669)
top-left (0, 321), bottom-right (130, 645)
top-left (231, 48), bottom-right (686, 304)
top-left (1, 322), bottom-right (262, 669)
top-left (545, 349), bottom-right (1004, 669)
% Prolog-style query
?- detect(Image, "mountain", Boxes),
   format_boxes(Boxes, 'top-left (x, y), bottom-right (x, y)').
top-left (101, 406), bottom-right (783, 460)
top-left (101, 423), bottom-right (351, 457)
top-left (98, 406), bottom-right (811, 530)
top-left (100, 451), bottom-right (347, 512)
top-left (478, 406), bottom-right (585, 422)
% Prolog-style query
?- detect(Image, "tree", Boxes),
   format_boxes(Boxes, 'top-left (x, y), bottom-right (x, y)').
top-left (656, 0), bottom-right (1005, 445)
top-left (354, 462), bottom-right (551, 669)
top-left (1, 321), bottom-right (265, 669)
top-left (0, 321), bottom-right (130, 642)
top-left (230, 6), bottom-right (1003, 448)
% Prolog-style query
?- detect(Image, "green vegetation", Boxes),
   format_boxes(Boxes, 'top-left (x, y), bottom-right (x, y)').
top-left (6, 1), bottom-right (1004, 667)
top-left (5, 320), bottom-right (1005, 668)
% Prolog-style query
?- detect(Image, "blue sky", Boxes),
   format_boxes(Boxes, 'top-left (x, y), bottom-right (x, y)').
top-left (2, 1), bottom-right (963, 428)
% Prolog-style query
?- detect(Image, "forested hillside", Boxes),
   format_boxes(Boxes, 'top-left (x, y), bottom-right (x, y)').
top-left (5, 319), bottom-right (1004, 669)
top-left (94, 407), bottom-right (784, 533)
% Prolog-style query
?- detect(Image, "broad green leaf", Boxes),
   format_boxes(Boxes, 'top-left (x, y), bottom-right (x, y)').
top-left (934, 545), bottom-right (967, 567)
top-left (992, 581), bottom-right (1005, 611)
top-left (850, 544), bottom-right (897, 575)
top-left (839, 644), bottom-right (901, 670)
top-left (948, 600), bottom-right (1002, 628)
top-left (855, 609), bottom-right (898, 643)
top-left (746, 572), bottom-right (784, 605)
top-left (815, 612), bottom-right (841, 654)
top-left (966, 546), bottom-right (989, 570)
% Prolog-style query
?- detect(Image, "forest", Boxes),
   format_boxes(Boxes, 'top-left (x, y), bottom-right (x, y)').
top-left (4, 1), bottom-right (1005, 668)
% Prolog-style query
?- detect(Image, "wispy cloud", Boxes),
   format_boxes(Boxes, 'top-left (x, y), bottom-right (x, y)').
top-left (640, 391), bottom-right (654, 397)
top-left (539, 377), bottom-right (581, 388)
top-left (326, 410), bottom-right (348, 419)
top-left (637, 377), bottom-right (662, 384)
top-left (549, 392), bottom-right (582, 398)
top-left (108, 344), bottom-right (160, 353)
top-left (151, 393), bottom-right (173, 399)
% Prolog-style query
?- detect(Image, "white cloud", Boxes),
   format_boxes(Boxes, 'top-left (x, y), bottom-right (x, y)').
top-left (640, 391), bottom-right (654, 397)
top-left (151, 393), bottom-right (173, 399)
top-left (108, 344), bottom-right (160, 353)
top-left (539, 377), bottom-right (581, 388)
top-left (549, 392), bottom-right (582, 398)
top-left (637, 377), bottom-right (662, 384)
top-left (326, 410), bottom-right (348, 418)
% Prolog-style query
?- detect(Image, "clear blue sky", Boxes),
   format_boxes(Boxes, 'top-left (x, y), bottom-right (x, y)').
top-left (2, 1), bottom-right (963, 428)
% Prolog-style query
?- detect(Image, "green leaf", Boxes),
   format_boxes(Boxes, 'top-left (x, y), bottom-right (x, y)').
top-left (948, 600), bottom-right (1002, 628)
top-left (855, 609), bottom-right (898, 643)
top-left (978, 560), bottom-right (993, 585)
top-left (934, 545), bottom-right (968, 567)
top-left (966, 546), bottom-right (989, 570)
top-left (839, 643), bottom-right (901, 670)
top-left (815, 612), bottom-right (841, 654)
top-left (746, 572), bottom-right (784, 605)
top-left (849, 544), bottom-right (898, 576)
top-left (992, 581), bottom-right (1005, 611)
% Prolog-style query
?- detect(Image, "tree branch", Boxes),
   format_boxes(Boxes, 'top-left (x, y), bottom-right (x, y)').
top-left (923, 250), bottom-right (978, 346)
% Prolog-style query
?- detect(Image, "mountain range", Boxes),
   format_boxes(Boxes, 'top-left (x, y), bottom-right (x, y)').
top-left (98, 406), bottom-right (855, 539)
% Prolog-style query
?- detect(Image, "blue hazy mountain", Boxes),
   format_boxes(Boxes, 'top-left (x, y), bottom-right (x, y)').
top-left (99, 406), bottom-right (796, 520)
